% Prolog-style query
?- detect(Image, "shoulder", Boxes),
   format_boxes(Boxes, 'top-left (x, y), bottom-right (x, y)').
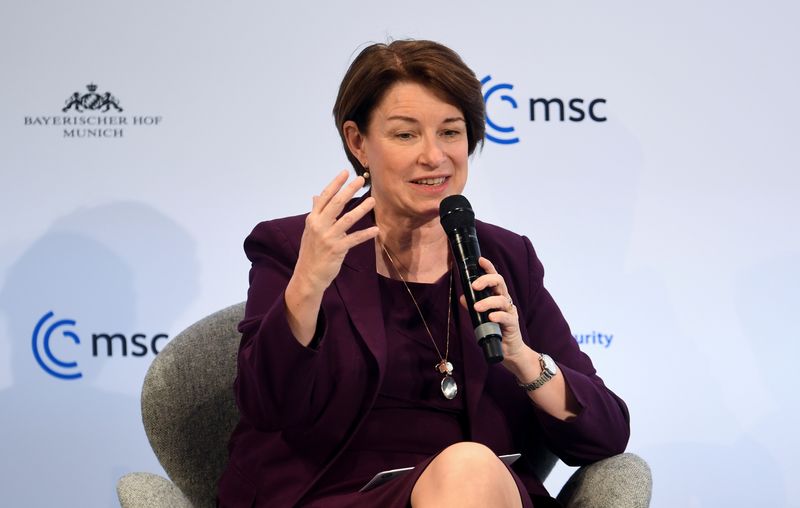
top-left (242, 195), bottom-right (366, 262)
top-left (475, 219), bottom-right (525, 244)
top-left (475, 219), bottom-right (544, 278)
top-left (475, 220), bottom-right (531, 256)
top-left (244, 213), bottom-right (308, 262)
top-left (248, 213), bottom-right (308, 242)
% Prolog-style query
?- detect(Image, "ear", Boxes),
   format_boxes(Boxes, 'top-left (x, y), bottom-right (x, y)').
top-left (343, 120), bottom-right (368, 166)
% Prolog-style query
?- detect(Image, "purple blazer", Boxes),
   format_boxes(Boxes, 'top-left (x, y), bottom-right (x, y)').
top-left (218, 197), bottom-right (630, 507)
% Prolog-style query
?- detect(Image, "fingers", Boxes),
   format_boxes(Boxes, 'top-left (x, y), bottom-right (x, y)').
top-left (312, 170), bottom-right (349, 213)
top-left (296, 172), bottom-right (376, 293)
top-left (473, 294), bottom-right (516, 314)
top-left (341, 196), bottom-right (379, 248)
top-left (312, 171), bottom-right (367, 220)
top-left (304, 171), bottom-right (378, 255)
top-left (463, 291), bottom-right (513, 315)
top-left (344, 225), bottom-right (380, 249)
top-left (471, 257), bottom-right (515, 314)
top-left (478, 256), bottom-right (497, 273)
top-left (332, 195), bottom-right (376, 237)
top-left (471, 257), bottom-right (508, 295)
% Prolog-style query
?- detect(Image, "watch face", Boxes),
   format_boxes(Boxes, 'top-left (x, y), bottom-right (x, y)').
top-left (542, 354), bottom-right (557, 375)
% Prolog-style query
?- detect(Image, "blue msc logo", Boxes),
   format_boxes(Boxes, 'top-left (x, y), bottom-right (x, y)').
top-left (32, 311), bottom-right (82, 380)
top-left (481, 75), bottom-right (520, 145)
top-left (31, 311), bottom-right (168, 380)
top-left (481, 75), bottom-right (609, 146)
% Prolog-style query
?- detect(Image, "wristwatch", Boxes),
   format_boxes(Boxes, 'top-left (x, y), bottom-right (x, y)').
top-left (517, 354), bottom-right (558, 392)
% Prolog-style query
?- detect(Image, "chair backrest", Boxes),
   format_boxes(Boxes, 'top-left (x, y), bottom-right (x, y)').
top-left (141, 302), bottom-right (244, 508)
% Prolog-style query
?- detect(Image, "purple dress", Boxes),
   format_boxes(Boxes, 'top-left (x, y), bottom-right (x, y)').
top-left (299, 274), bottom-right (542, 507)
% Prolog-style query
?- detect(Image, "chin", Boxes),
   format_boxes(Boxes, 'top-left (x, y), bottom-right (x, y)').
top-left (415, 204), bottom-right (442, 223)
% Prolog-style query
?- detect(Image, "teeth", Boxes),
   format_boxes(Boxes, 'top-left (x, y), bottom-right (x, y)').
top-left (413, 177), bottom-right (446, 185)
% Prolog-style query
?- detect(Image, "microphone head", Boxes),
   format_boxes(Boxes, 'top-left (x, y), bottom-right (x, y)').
top-left (439, 194), bottom-right (475, 232)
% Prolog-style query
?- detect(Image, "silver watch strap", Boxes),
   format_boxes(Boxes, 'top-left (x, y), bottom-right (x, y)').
top-left (516, 354), bottom-right (556, 392)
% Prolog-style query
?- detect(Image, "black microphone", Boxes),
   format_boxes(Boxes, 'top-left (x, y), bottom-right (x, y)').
top-left (439, 195), bottom-right (503, 364)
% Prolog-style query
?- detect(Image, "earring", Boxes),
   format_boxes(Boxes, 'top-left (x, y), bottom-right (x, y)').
top-left (362, 163), bottom-right (370, 181)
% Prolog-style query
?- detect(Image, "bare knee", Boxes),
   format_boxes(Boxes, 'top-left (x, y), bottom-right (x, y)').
top-left (433, 442), bottom-right (503, 474)
top-left (411, 442), bottom-right (522, 508)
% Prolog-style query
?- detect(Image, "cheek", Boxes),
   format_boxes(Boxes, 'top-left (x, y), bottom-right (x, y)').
top-left (378, 146), bottom-right (416, 172)
top-left (450, 145), bottom-right (469, 167)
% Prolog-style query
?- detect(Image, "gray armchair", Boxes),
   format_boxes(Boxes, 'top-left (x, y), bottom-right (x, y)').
top-left (117, 303), bottom-right (652, 508)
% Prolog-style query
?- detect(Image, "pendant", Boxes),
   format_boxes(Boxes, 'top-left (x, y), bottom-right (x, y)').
top-left (436, 360), bottom-right (454, 375)
top-left (436, 361), bottom-right (457, 399)
top-left (441, 375), bottom-right (458, 400)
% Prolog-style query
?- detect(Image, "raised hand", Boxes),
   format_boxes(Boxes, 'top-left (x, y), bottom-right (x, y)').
top-left (286, 171), bottom-right (379, 344)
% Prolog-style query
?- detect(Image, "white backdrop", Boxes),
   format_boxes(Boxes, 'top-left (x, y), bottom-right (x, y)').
top-left (1, 1), bottom-right (798, 506)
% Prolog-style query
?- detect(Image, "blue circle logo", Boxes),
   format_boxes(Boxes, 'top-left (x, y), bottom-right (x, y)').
top-left (31, 311), bottom-right (83, 380)
top-left (481, 75), bottom-right (520, 145)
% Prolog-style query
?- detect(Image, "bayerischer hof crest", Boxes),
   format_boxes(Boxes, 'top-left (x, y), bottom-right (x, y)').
top-left (62, 83), bottom-right (123, 113)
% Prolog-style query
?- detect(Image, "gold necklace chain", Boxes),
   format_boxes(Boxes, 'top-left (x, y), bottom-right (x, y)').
top-left (379, 242), bottom-right (452, 367)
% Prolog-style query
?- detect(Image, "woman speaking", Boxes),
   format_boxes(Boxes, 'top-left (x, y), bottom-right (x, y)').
top-left (218, 39), bottom-right (630, 507)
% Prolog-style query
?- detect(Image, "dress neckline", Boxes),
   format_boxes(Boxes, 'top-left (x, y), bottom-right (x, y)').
top-left (377, 269), bottom-right (451, 287)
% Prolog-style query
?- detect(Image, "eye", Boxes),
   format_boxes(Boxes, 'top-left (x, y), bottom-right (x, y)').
top-left (395, 131), bottom-right (415, 140)
top-left (441, 129), bottom-right (464, 139)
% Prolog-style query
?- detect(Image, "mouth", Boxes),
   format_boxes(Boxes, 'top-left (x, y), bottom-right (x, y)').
top-left (410, 176), bottom-right (449, 186)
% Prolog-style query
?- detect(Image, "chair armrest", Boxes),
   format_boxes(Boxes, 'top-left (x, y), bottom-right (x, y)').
top-left (557, 453), bottom-right (652, 508)
top-left (117, 472), bottom-right (193, 508)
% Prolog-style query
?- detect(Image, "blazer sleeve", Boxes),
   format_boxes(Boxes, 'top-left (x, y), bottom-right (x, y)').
top-left (519, 235), bottom-right (631, 466)
top-left (234, 218), bottom-right (334, 432)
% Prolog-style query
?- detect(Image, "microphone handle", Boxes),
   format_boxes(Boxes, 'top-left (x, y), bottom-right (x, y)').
top-left (450, 229), bottom-right (504, 363)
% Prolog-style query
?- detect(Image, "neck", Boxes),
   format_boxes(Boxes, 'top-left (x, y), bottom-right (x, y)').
top-left (374, 208), bottom-right (450, 283)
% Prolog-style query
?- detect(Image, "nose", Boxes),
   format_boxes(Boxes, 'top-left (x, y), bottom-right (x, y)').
top-left (418, 133), bottom-right (447, 168)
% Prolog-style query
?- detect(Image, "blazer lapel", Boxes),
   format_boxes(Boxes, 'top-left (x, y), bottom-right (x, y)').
top-left (333, 210), bottom-right (388, 384)
top-left (330, 198), bottom-right (489, 432)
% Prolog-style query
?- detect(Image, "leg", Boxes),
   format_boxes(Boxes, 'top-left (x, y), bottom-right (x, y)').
top-left (410, 442), bottom-right (524, 508)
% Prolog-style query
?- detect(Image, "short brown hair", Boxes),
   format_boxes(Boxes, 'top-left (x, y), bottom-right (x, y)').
top-left (333, 40), bottom-right (485, 177)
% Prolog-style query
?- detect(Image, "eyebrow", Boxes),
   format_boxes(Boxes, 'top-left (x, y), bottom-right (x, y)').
top-left (386, 115), bottom-right (466, 124)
